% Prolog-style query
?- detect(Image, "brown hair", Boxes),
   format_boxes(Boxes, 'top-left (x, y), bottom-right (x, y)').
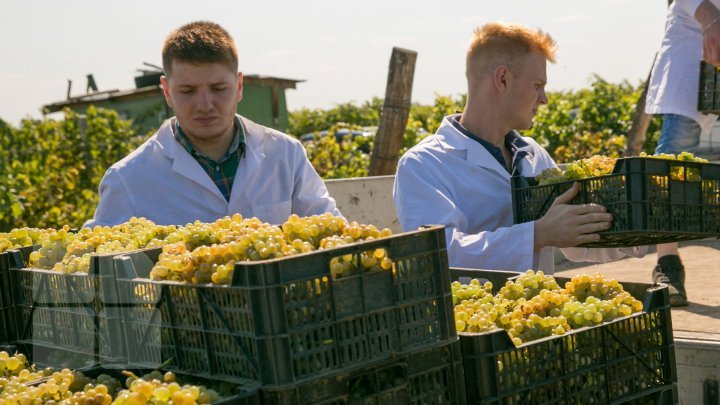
top-left (162, 21), bottom-right (238, 76)
top-left (467, 22), bottom-right (557, 78)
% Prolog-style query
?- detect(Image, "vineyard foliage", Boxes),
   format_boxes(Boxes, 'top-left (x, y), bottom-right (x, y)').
top-left (0, 76), bottom-right (656, 231)
top-left (0, 107), bottom-right (146, 231)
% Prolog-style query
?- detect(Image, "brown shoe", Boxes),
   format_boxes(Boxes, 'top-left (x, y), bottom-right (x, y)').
top-left (652, 255), bottom-right (688, 307)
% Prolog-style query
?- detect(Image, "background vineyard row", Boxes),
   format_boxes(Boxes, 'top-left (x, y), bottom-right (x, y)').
top-left (0, 75), bottom-right (660, 231)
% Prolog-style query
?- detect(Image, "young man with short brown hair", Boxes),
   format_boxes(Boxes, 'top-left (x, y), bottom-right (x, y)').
top-left (86, 21), bottom-right (340, 227)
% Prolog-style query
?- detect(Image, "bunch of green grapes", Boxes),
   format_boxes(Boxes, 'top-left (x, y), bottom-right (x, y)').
top-left (162, 221), bottom-right (222, 252)
top-left (113, 370), bottom-right (221, 405)
top-left (452, 279), bottom-right (498, 332)
top-left (563, 273), bottom-right (625, 302)
top-left (152, 220), bottom-right (287, 284)
top-left (47, 218), bottom-right (175, 274)
top-left (516, 288), bottom-right (571, 318)
top-left (534, 167), bottom-right (565, 185)
top-left (162, 214), bottom-right (259, 251)
top-left (505, 314), bottom-right (571, 346)
top-left (282, 213), bottom-right (346, 249)
top-left (0, 367), bottom-right (89, 404)
top-left (639, 151), bottom-right (708, 163)
top-left (640, 151), bottom-right (708, 182)
top-left (496, 270), bottom-right (559, 302)
top-left (0, 352), bottom-right (36, 379)
top-left (451, 278), bottom-right (493, 305)
top-left (564, 155), bottom-right (617, 180)
top-left (28, 226), bottom-right (77, 269)
top-left (0, 227), bottom-right (51, 254)
top-left (242, 225), bottom-right (288, 262)
top-left (535, 155), bottom-right (618, 185)
top-left (315, 222), bottom-right (393, 279)
top-left (321, 235), bottom-right (393, 279)
top-left (341, 222), bottom-right (392, 241)
top-left (560, 292), bottom-right (642, 329)
top-left (452, 270), bottom-right (644, 347)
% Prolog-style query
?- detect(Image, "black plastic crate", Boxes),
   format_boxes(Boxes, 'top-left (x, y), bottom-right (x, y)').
top-left (261, 341), bottom-right (465, 405)
top-left (698, 60), bottom-right (720, 114)
top-left (115, 226), bottom-right (456, 387)
top-left (0, 305), bottom-right (16, 344)
top-left (450, 269), bottom-right (678, 405)
top-left (0, 246), bottom-right (33, 308)
top-left (7, 248), bottom-right (158, 365)
top-left (512, 157), bottom-right (720, 247)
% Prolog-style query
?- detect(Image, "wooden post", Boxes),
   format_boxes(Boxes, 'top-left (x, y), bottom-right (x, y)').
top-left (369, 47), bottom-right (417, 176)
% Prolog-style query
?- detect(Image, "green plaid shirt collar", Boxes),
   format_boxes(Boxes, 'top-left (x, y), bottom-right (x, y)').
top-left (172, 115), bottom-right (246, 201)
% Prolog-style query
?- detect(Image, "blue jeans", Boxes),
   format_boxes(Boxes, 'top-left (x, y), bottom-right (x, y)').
top-left (655, 114), bottom-right (702, 154)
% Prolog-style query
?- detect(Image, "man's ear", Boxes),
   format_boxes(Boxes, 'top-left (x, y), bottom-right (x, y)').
top-left (493, 65), bottom-right (510, 94)
top-left (161, 76), bottom-right (174, 108)
top-left (236, 72), bottom-right (244, 103)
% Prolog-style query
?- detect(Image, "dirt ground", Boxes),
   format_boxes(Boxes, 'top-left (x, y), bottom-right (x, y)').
top-left (555, 238), bottom-right (720, 337)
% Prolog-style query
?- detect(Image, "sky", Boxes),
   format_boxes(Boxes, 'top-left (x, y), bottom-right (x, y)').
top-left (0, 0), bottom-right (668, 127)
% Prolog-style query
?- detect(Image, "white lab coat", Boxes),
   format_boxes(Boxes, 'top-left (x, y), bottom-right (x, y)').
top-left (85, 116), bottom-right (341, 227)
top-left (645, 0), bottom-right (719, 134)
top-left (393, 115), bottom-right (644, 274)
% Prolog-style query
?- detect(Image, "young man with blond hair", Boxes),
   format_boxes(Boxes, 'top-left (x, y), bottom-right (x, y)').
top-left (86, 21), bottom-right (340, 227)
top-left (393, 22), bottom-right (644, 273)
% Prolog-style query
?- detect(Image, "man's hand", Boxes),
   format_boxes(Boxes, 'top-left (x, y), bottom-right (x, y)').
top-left (697, 0), bottom-right (720, 66)
top-left (534, 182), bottom-right (613, 250)
top-left (703, 22), bottom-right (720, 66)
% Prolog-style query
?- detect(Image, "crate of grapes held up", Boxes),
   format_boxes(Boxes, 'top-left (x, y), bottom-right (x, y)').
top-left (450, 268), bottom-right (678, 404)
top-left (512, 157), bottom-right (720, 247)
top-left (113, 225), bottom-right (456, 387)
top-left (698, 60), bottom-right (720, 114)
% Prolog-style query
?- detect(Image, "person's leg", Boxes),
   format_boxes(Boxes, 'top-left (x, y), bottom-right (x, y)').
top-left (652, 114), bottom-right (701, 307)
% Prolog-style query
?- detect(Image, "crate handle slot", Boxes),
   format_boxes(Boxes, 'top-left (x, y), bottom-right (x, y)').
top-left (602, 319), bottom-right (668, 383)
top-left (196, 288), bottom-right (260, 377)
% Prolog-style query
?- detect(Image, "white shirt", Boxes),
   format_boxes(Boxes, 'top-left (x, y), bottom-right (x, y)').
top-left (646, 0), bottom-right (719, 134)
top-left (85, 116), bottom-right (341, 227)
top-left (393, 115), bottom-right (644, 273)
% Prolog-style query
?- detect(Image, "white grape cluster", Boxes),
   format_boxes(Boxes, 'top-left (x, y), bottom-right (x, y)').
top-left (7, 213), bottom-right (394, 284)
top-left (0, 227), bottom-right (51, 254)
top-left (536, 152), bottom-right (709, 186)
top-left (0, 349), bottom-right (229, 404)
top-left (27, 218), bottom-right (176, 274)
top-left (113, 370), bottom-right (220, 405)
top-left (150, 214), bottom-right (393, 284)
top-left (453, 270), bottom-right (644, 346)
top-left (640, 151), bottom-right (707, 182)
top-left (535, 155), bottom-right (617, 185)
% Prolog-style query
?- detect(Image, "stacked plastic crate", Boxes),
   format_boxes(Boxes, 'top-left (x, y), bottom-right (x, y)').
top-left (452, 269), bottom-right (679, 404)
top-left (113, 225), bottom-right (464, 403)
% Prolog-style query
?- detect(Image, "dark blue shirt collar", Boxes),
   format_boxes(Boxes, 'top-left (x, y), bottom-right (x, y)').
top-left (450, 116), bottom-right (532, 175)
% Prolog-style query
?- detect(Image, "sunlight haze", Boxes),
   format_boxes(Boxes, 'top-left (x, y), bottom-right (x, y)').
top-left (0, 0), bottom-right (667, 126)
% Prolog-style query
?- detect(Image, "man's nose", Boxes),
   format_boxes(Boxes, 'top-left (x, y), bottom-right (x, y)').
top-left (538, 89), bottom-right (548, 105)
top-left (197, 90), bottom-right (213, 110)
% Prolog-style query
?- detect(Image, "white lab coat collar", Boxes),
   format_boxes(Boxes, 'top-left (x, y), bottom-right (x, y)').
top-left (228, 117), bottom-right (266, 208)
top-left (434, 114), bottom-right (528, 178)
top-left (154, 117), bottom-right (267, 205)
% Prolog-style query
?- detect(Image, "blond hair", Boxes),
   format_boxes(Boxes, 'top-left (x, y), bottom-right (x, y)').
top-left (466, 22), bottom-right (557, 78)
top-left (162, 21), bottom-right (238, 77)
